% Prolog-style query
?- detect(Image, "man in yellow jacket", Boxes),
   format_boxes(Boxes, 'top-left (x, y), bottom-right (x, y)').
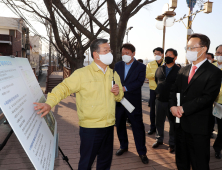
top-left (146, 47), bottom-right (164, 135)
top-left (213, 44), bottom-right (222, 159)
top-left (34, 39), bottom-right (124, 170)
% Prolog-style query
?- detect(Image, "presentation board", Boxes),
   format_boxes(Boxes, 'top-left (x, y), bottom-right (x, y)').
top-left (0, 56), bottom-right (57, 170)
top-left (0, 108), bottom-right (5, 125)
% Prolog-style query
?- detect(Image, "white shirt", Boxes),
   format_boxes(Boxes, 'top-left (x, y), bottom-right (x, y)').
top-left (95, 63), bottom-right (107, 74)
top-left (217, 63), bottom-right (222, 69)
top-left (189, 58), bottom-right (207, 75)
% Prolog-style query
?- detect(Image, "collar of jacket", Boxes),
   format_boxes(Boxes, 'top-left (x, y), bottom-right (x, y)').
top-left (155, 60), bottom-right (164, 66)
top-left (91, 61), bottom-right (110, 72)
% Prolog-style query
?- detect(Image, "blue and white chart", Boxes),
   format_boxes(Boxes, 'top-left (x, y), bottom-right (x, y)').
top-left (0, 56), bottom-right (57, 170)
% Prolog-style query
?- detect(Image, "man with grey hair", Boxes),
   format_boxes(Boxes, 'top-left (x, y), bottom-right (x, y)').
top-left (34, 39), bottom-right (124, 170)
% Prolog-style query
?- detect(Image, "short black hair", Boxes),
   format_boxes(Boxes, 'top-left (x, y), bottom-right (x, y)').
top-left (216, 45), bottom-right (222, 51)
top-left (90, 39), bottom-right (108, 58)
top-left (137, 59), bottom-right (143, 63)
top-left (188, 33), bottom-right (210, 53)
top-left (153, 47), bottom-right (164, 54)
top-left (165, 48), bottom-right (178, 57)
top-left (207, 53), bottom-right (214, 59)
top-left (121, 43), bottom-right (135, 53)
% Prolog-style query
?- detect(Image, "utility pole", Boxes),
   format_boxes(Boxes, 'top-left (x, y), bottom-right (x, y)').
top-left (49, 24), bottom-right (52, 67)
top-left (162, 25), bottom-right (166, 51)
top-left (26, 27), bottom-right (30, 61)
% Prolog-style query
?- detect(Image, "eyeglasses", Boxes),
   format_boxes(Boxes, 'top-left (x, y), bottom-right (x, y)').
top-left (216, 52), bottom-right (222, 56)
top-left (99, 50), bottom-right (113, 54)
top-left (184, 46), bottom-right (203, 51)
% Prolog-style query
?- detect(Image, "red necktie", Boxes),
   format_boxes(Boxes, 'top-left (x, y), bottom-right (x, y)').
top-left (188, 66), bottom-right (197, 84)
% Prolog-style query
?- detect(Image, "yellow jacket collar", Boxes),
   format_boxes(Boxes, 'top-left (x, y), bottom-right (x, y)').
top-left (91, 61), bottom-right (110, 72)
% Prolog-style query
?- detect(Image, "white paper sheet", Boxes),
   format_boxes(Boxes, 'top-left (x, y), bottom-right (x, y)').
top-left (176, 93), bottom-right (180, 123)
top-left (120, 97), bottom-right (135, 113)
top-left (213, 102), bottom-right (222, 119)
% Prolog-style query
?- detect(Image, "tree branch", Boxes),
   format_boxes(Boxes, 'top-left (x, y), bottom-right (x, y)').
top-left (130, 0), bottom-right (157, 18)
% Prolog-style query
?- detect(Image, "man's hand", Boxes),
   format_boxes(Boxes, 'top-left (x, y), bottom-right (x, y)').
top-left (178, 106), bottom-right (184, 114)
top-left (170, 106), bottom-right (183, 118)
top-left (111, 84), bottom-right (119, 96)
top-left (123, 87), bottom-right (126, 92)
top-left (34, 102), bottom-right (51, 118)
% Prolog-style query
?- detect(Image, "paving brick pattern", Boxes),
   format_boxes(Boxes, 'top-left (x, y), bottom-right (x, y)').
top-left (0, 94), bottom-right (221, 170)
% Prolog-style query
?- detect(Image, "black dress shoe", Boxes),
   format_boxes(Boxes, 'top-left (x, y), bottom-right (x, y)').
top-left (147, 129), bottom-right (156, 135)
top-left (215, 151), bottom-right (221, 159)
top-left (169, 145), bottom-right (175, 153)
top-left (152, 141), bottom-right (163, 148)
top-left (139, 155), bottom-right (149, 164)
top-left (116, 148), bottom-right (128, 156)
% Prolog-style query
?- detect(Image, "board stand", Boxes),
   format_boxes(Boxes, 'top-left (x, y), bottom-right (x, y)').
top-left (0, 129), bottom-right (13, 151)
top-left (59, 146), bottom-right (73, 170)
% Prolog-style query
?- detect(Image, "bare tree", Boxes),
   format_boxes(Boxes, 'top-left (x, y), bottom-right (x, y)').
top-left (1, 0), bottom-right (157, 70)
top-left (106, 0), bottom-right (156, 66)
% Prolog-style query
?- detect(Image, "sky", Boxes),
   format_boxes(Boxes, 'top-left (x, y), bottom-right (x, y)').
top-left (0, 0), bottom-right (221, 64)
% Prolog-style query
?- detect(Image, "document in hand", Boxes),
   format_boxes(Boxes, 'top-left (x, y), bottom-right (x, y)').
top-left (213, 102), bottom-right (222, 119)
top-left (176, 93), bottom-right (180, 123)
top-left (120, 97), bottom-right (135, 113)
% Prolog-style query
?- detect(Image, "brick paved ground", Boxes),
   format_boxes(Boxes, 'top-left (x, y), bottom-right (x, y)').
top-left (0, 94), bottom-right (221, 170)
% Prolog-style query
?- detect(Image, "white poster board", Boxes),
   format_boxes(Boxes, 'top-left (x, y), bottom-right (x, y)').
top-left (0, 56), bottom-right (57, 170)
top-left (213, 102), bottom-right (222, 119)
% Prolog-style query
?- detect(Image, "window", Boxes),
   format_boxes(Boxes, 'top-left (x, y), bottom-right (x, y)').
top-left (9, 30), bottom-right (15, 37)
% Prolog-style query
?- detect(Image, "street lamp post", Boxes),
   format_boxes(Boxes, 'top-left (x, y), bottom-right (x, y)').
top-left (175, 0), bottom-right (213, 64)
top-left (155, 2), bottom-right (177, 51)
top-left (126, 27), bottom-right (133, 43)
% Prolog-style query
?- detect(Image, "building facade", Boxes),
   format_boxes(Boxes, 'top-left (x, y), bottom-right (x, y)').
top-left (0, 17), bottom-right (29, 58)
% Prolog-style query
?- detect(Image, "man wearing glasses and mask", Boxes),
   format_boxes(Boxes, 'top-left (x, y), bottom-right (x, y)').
top-left (34, 39), bottom-right (124, 170)
top-left (169, 34), bottom-right (221, 170)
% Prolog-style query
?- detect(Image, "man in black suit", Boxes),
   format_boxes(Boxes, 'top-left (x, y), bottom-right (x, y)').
top-left (169, 33), bottom-right (221, 170)
top-left (152, 48), bottom-right (180, 153)
top-left (114, 43), bottom-right (148, 164)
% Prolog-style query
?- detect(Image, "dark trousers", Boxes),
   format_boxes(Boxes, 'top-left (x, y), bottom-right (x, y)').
top-left (149, 89), bottom-right (156, 130)
top-left (213, 117), bottom-right (222, 152)
top-left (155, 99), bottom-right (175, 146)
top-left (78, 126), bottom-right (114, 170)
top-left (175, 126), bottom-right (210, 170)
top-left (116, 105), bottom-right (147, 155)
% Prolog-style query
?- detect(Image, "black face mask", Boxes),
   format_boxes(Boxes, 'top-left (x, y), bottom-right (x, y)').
top-left (165, 56), bottom-right (174, 64)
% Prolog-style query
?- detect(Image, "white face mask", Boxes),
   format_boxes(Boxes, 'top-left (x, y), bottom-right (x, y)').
top-left (97, 52), bottom-right (113, 65)
top-left (122, 55), bottom-right (132, 63)
top-left (155, 55), bottom-right (162, 61)
top-left (186, 47), bottom-right (204, 62)
top-left (216, 56), bottom-right (222, 62)
top-left (208, 59), bottom-right (212, 63)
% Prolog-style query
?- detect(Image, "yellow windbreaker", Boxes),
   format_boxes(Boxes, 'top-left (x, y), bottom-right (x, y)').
top-left (146, 60), bottom-right (163, 90)
top-left (213, 62), bottom-right (222, 104)
top-left (46, 61), bottom-right (124, 128)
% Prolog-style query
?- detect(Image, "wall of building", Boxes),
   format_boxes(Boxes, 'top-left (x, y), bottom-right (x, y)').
top-left (0, 29), bottom-right (9, 35)
top-left (0, 43), bottom-right (12, 56)
top-left (0, 17), bottom-right (22, 33)
top-left (12, 30), bottom-right (22, 57)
